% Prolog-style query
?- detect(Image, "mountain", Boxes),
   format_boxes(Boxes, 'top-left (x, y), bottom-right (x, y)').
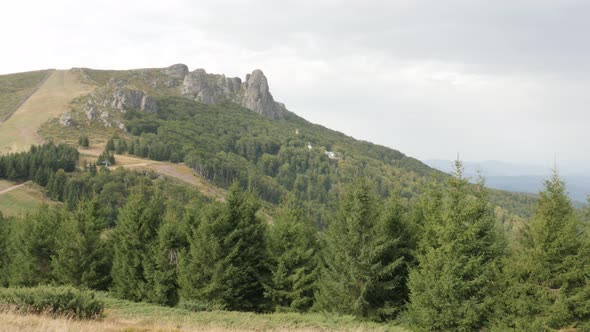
top-left (0, 65), bottom-right (537, 221)
top-left (426, 159), bottom-right (590, 203)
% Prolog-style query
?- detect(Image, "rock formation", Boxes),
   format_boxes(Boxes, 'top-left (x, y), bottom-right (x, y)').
top-left (111, 89), bottom-right (158, 113)
top-left (178, 66), bottom-right (286, 119)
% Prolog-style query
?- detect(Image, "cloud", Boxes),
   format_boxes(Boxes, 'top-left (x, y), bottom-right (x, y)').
top-left (1, 0), bottom-right (589, 169)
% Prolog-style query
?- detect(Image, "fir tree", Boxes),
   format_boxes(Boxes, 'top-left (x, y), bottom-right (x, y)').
top-left (115, 139), bottom-right (128, 154)
top-left (498, 171), bottom-right (590, 331)
top-left (407, 161), bottom-right (504, 331)
top-left (106, 138), bottom-right (116, 151)
top-left (145, 217), bottom-right (184, 306)
top-left (0, 213), bottom-right (11, 287)
top-left (9, 206), bottom-right (65, 286)
top-left (111, 187), bottom-right (164, 302)
top-left (267, 194), bottom-right (319, 312)
top-left (314, 177), bottom-right (406, 320)
top-left (51, 199), bottom-right (112, 290)
top-left (179, 183), bottom-right (269, 311)
top-left (46, 169), bottom-right (68, 200)
top-left (79, 135), bottom-right (90, 148)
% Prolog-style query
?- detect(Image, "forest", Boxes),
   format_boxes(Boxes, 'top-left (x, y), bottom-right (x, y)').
top-left (0, 145), bottom-right (588, 331)
top-left (117, 97), bottom-right (536, 226)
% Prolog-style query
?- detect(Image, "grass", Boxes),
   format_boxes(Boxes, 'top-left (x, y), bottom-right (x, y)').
top-left (0, 70), bottom-right (94, 154)
top-left (0, 181), bottom-right (54, 216)
top-left (0, 70), bottom-right (52, 122)
top-left (0, 291), bottom-right (411, 332)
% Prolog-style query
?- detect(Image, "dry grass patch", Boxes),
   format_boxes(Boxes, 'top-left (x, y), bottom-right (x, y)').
top-left (0, 70), bottom-right (94, 154)
top-left (0, 181), bottom-right (53, 217)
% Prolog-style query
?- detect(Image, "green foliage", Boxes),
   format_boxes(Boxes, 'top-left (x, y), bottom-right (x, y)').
top-left (0, 212), bottom-right (11, 287)
top-left (179, 183), bottom-right (269, 312)
top-left (78, 135), bottom-right (89, 148)
top-left (407, 161), bottom-right (505, 331)
top-left (267, 194), bottom-right (319, 312)
top-left (115, 139), bottom-right (128, 154)
top-left (51, 199), bottom-right (112, 290)
top-left (144, 215), bottom-right (184, 306)
top-left (105, 138), bottom-right (115, 151)
top-left (496, 171), bottom-right (590, 331)
top-left (0, 142), bottom-right (78, 183)
top-left (315, 178), bottom-right (409, 320)
top-left (111, 187), bottom-right (165, 303)
top-left (9, 206), bottom-right (66, 286)
top-left (0, 286), bottom-right (104, 319)
top-left (124, 97), bottom-right (442, 219)
top-left (97, 148), bottom-right (115, 166)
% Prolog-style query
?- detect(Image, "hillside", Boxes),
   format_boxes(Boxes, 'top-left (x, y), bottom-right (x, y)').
top-left (0, 65), bottom-right (536, 221)
top-left (0, 70), bottom-right (51, 122)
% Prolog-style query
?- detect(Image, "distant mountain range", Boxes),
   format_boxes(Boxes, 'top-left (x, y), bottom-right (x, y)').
top-left (425, 159), bottom-right (590, 203)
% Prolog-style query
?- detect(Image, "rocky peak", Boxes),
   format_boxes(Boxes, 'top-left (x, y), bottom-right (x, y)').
top-left (163, 63), bottom-right (189, 79)
top-left (241, 69), bottom-right (285, 119)
top-left (180, 67), bottom-right (286, 119)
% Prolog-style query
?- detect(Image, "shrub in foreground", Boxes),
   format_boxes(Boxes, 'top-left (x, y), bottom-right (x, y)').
top-left (0, 286), bottom-right (104, 319)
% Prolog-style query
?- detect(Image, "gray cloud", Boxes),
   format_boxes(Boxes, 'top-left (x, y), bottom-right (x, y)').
top-left (1, 0), bottom-right (589, 170)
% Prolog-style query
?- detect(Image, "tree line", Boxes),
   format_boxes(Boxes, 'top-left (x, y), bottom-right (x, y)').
top-left (0, 155), bottom-right (588, 330)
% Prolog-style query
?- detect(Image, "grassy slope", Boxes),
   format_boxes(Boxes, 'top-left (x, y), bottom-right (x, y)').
top-left (0, 180), bottom-right (54, 216)
top-left (0, 70), bottom-right (93, 154)
top-left (0, 293), bottom-right (410, 332)
top-left (0, 70), bottom-right (52, 122)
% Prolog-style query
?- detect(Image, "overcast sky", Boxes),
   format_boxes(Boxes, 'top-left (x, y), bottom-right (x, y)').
top-left (2, 0), bottom-right (589, 171)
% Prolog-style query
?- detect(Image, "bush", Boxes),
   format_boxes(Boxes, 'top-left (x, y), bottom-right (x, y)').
top-left (177, 300), bottom-right (225, 312)
top-left (0, 286), bottom-right (104, 319)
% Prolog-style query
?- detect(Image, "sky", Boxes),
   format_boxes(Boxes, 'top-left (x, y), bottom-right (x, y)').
top-left (1, 0), bottom-right (589, 171)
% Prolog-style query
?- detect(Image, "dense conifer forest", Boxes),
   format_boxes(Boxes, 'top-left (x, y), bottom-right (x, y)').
top-left (0, 144), bottom-right (588, 331)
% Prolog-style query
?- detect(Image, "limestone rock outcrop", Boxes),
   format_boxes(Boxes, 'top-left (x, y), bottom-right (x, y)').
top-left (179, 67), bottom-right (286, 119)
top-left (163, 64), bottom-right (189, 79)
top-left (111, 89), bottom-right (158, 113)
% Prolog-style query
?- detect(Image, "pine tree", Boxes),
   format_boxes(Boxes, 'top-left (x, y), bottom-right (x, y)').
top-left (9, 206), bottom-right (65, 286)
top-left (46, 169), bottom-right (68, 200)
top-left (115, 139), bottom-right (128, 154)
top-left (407, 161), bottom-right (504, 331)
top-left (267, 194), bottom-right (319, 312)
top-left (51, 199), bottom-right (112, 290)
top-left (179, 183), bottom-right (269, 311)
top-left (111, 187), bottom-right (164, 301)
top-left (0, 213), bottom-right (11, 287)
top-left (106, 138), bottom-right (115, 151)
top-left (144, 217), bottom-right (184, 306)
top-left (314, 177), bottom-right (406, 320)
top-left (498, 171), bottom-right (590, 331)
top-left (79, 135), bottom-right (90, 148)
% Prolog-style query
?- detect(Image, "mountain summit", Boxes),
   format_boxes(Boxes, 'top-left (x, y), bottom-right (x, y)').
top-left (178, 65), bottom-right (287, 119)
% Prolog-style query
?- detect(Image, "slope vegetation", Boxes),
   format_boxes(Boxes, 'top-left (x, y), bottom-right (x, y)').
top-left (0, 70), bottom-right (52, 122)
top-left (0, 70), bottom-right (93, 154)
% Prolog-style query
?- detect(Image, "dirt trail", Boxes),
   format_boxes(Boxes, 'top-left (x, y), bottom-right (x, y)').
top-left (0, 70), bottom-right (94, 154)
top-left (0, 183), bottom-right (26, 195)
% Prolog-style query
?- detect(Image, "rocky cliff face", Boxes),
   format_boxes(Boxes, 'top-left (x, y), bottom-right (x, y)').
top-left (175, 65), bottom-right (287, 119)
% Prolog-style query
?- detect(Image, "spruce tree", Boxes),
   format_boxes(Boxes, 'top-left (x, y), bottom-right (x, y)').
top-left (407, 161), bottom-right (504, 331)
top-left (498, 171), bottom-right (590, 331)
top-left (144, 216), bottom-right (184, 306)
top-left (267, 194), bottom-right (319, 312)
top-left (314, 177), bottom-right (407, 320)
top-left (51, 199), bottom-right (112, 290)
top-left (9, 206), bottom-right (65, 286)
top-left (0, 213), bottom-right (11, 287)
top-left (79, 135), bottom-right (90, 148)
top-left (115, 139), bottom-right (128, 154)
top-left (111, 187), bottom-right (164, 301)
top-left (106, 138), bottom-right (116, 152)
top-left (179, 183), bottom-right (269, 311)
